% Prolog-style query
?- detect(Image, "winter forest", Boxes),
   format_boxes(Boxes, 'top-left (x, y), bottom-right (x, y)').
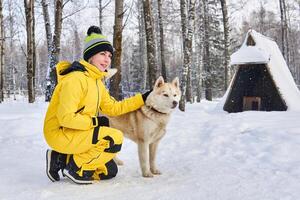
top-left (1, 1), bottom-right (300, 198)
top-left (0, 0), bottom-right (299, 109)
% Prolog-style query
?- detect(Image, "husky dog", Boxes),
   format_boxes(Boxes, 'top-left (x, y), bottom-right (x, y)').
top-left (109, 76), bottom-right (181, 177)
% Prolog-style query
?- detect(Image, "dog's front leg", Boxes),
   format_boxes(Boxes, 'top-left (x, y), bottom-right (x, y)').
top-left (138, 142), bottom-right (153, 177)
top-left (150, 141), bottom-right (161, 175)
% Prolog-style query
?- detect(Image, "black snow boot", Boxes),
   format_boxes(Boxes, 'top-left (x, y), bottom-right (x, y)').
top-left (46, 149), bottom-right (67, 182)
top-left (62, 155), bottom-right (95, 184)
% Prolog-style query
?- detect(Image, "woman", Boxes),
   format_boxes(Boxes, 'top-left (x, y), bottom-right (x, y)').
top-left (44, 26), bottom-right (150, 184)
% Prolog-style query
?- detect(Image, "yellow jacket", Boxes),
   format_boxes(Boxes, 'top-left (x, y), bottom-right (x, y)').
top-left (44, 59), bottom-right (144, 134)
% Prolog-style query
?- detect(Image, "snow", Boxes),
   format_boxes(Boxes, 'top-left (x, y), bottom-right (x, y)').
top-left (225, 30), bottom-right (300, 111)
top-left (0, 99), bottom-right (300, 200)
top-left (230, 46), bottom-right (270, 65)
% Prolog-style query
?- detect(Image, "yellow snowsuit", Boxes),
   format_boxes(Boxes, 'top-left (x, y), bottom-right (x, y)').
top-left (43, 60), bottom-right (144, 179)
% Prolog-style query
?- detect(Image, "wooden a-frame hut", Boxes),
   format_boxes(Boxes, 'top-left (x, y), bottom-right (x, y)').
top-left (222, 30), bottom-right (300, 113)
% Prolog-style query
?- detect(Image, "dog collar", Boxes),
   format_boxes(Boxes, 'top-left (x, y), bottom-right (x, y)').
top-left (147, 106), bottom-right (168, 115)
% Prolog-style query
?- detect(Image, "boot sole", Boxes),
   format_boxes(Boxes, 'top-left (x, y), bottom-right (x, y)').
top-left (62, 169), bottom-right (94, 185)
top-left (46, 149), bottom-right (58, 182)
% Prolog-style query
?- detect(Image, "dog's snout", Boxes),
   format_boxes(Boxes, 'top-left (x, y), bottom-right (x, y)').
top-left (172, 101), bottom-right (178, 108)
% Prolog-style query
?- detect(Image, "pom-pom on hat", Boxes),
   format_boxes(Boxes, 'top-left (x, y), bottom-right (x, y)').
top-left (83, 26), bottom-right (114, 61)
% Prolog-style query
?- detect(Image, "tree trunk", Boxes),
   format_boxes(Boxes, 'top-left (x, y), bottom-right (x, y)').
top-left (282, 0), bottom-right (289, 66)
top-left (52, 0), bottom-right (62, 65)
top-left (195, 1), bottom-right (204, 103)
top-left (220, 0), bottom-right (229, 91)
top-left (73, 25), bottom-right (81, 61)
top-left (157, 0), bottom-right (167, 81)
top-left (279, 0), bottom-right (289, 65)
top-left (44, 0), bottom-right (63, 102)
top-left (195, 33), bottom-right (202, 103)
top-left (32, 2), bottom-right (36, 100)
top-left (41, 0), bottom-right (52, 55)
top-left (8, 0), bottom-right (16, 100)
top-left (24, 0), bottom-right (35, 103)
top-left (185, 0), bottom-right (195, 103)
top-left (142, 0), bottom-right (158, 87)
top-left (179, 0), bottom-right (187, 111)
top-left (98, 0), bottom-right (112, 30)
top-left (138, 0), bottom-right (147, 90)
top-left (41, 0), bottom-right (53, 102)
top-left (203, 0), bottom-right (212, 101)
top-left (110, 0), bottom-right (124, 100)
top-left (99, 0), bottom-right (103, 30)
top-left (179, 0), bottom-right (195, 111)
top-left (0, 0), bottom-right (3, 102)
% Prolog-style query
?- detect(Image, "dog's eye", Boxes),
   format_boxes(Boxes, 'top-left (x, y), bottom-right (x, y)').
top-left (173, 94), bottom-right (177, 97)
top-left (163, 94), bottom-right (169, 97)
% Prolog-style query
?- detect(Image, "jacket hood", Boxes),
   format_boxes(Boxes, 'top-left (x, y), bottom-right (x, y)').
top-left (55, 59), bottom-right (108, 82)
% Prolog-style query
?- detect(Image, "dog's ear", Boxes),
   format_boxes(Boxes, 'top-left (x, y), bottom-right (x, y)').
top-left (172, 77), bottom-right (180, 88)
top-left (154, 76), bottom-right (164, 88)
top-left (104, 68), bottom-right (118, 80)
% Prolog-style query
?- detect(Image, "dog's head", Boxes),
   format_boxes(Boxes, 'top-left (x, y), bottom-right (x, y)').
top-left (145, 76), bottom-right (181, 114)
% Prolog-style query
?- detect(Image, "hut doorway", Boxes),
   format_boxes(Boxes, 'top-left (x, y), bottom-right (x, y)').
top-left (243, 96), bottom-right (261, 111)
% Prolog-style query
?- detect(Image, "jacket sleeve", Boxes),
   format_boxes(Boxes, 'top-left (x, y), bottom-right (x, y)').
top-left (99, 82), bottom-right (144, 117)
top-left (56, 76), bottom-right (93, 130)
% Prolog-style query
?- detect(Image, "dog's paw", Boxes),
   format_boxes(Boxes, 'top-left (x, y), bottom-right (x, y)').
top-left (150, 168), bottom-right (162, 175)
top-left (113, 157), bottom-right (124, 166)
top-left (142, 171), bottom-right (154, 178)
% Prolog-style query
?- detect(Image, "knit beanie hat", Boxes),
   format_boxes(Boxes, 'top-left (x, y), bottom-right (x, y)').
top-left (83, 26), bottom-right (114, 61)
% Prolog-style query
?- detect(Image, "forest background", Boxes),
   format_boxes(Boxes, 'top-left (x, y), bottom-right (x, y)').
top-left (0, 0), bottom-right (299, 111)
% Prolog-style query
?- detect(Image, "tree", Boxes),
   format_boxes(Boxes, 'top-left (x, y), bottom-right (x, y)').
top-left (137, 0), bottom-right (147, 90)
top-left (194, 0), bottom-right (204, 103)
top-left (179, 0), bottom-right (196, 111)
top-left (202, 0), bottom-right (212, 101)
top-left (110, 0), bottom-right (124, 100)
top-left (0, 0), bottom-right (3, 102)
top-left (24, 0), bottom-right (35, 103)
top-left (157, 0), bottom-right (167, 80)
top-left (220, 0), bottom-right (229, 90)
top-left (99, 0), bottom-right (103, 29)
top-left (98, 0), bottom-right (112, 30)
top-left (6, 0), bottom-right (18, 100)
top-left (142, 0), bottom-right (158, 87)
top-left (42, 0), bottom-right (63, 102)
top-left (126, 0), bottom-right (147, 93)
top-left (279, 0), bottom-right (290, 65)
top-left (41, 0), bottom-right (52, 59)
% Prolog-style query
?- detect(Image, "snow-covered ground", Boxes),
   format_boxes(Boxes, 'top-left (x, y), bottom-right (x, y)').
top-left (0, 99), bottom-right (299, 200)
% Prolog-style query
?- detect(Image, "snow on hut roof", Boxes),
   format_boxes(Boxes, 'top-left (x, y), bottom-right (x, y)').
top-left (220, 30), bottom-right (300, 111)
top-left (230, 46), bottom-right (270, 65)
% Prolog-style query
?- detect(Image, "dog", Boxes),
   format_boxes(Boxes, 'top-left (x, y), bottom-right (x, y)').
top-left (108, 76), bottom-right (181, 177)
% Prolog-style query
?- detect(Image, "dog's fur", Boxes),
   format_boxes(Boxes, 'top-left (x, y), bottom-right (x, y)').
top-left (108, 76), bottom-right (181, 177)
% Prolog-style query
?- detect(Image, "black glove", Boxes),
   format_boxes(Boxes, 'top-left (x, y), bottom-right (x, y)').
top-left (142, 90), bottom-right (152, 102)
top-left (92, 116), bottom-right (109, 127)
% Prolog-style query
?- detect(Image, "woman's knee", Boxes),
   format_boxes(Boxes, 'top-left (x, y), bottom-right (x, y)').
top-left (99, 159), bottom-right (118, 180)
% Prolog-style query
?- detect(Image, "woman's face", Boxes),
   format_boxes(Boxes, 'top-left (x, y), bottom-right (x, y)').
top-left (89, 51), bottom-right (112, 72)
